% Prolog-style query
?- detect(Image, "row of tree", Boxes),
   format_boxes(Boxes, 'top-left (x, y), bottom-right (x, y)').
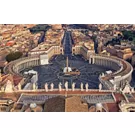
top-left (122, 30), bottom-right (135, 42)
top-left (6, 51), bottom-right (23, 62)
top-left (29, 24), bottom-right (51, 33)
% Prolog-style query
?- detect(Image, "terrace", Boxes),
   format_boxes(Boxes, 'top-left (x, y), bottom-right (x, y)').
top-left (81, 94), bottom-right (115, 104)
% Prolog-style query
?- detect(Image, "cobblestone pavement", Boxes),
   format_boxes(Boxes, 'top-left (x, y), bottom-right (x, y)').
top-left (32, 55), bottom-right (115, 89)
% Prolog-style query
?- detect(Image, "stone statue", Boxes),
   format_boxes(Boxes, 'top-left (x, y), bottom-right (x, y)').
top-left (18, 83), bottom-right (22, 90)
top-left (5, 80), bottom-right (13, 92)
top-left (72, 82), bottom-right (76, 91)
top-left (125, 80), bottom-right (129, 85)
top-left (122, 81), bottom-right (131, 94)
top-left (119, 88), bottom-right (122, 92)
top-left (81, 83), bottom-right (84, 91)
top-left (50, 83), bottom-right (54, 91)
top-left (1, 86), bottom-right (4, 92)
top-left (89, 57), bottom-right (91, 64)
top-left (92, 57), bottom-right (95, 64)
top-left (101, 72), bottom-right (104, 77)
top-left (65, 81), bottom-right (68, 91)
top-left (131, 87), bottom-right (134, 93)
top-left (32, 83), bottom-right (36, 90)
top-left (99, 83), bottom-right (102, 91)
top-left (85, 83), bottom-right (89, 91)
top-left (58, 82), bottom-right (62, 91)
top-left (45, 83), bottom-right (48, 92)
top-left (113, 84), bottom-right (117, 91)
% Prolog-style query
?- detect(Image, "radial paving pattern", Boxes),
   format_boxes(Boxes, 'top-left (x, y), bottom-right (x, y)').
top-left (30, 55), bottom-right (115, 89)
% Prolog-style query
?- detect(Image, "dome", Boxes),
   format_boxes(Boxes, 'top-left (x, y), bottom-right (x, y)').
top-left (96, 103), bottom-right (102, 107)
top-left (25, 105), bottom-right (43, 112)
top-left (63, 67), bottom-right (72, 73)
top-left (96, 103), bottom-right (102, 111)
top-left (30, 103), bottom-right (37, 109)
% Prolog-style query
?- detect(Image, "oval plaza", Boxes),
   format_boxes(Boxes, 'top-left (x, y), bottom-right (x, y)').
top-left (4, 40), bottom-right (133, 90)
top-left (1, 25), bottom-right (135, 112)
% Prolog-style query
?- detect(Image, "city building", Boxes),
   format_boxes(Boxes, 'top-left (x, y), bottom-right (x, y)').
top-left (0, 24), bottom-right (135, 112)
top-left (105, 45), bottom-right (133, 60)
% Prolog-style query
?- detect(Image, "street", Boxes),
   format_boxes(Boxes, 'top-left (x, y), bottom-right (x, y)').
top-left (62, 31), bottom-right (73, 56)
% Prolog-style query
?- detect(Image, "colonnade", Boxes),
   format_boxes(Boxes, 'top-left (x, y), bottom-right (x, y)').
top-left (3, 51), bottom-right (133, 92)
top-left (4, 57), bottom-right (40, 75)
top-left (13, 58), bottom-right (40, 73)
top-left (4, 45), bottom-right (63, 75)
top-left (89, 54), bottom-right (133, 89)
top-left (89, 55), bottom-right (121, 71)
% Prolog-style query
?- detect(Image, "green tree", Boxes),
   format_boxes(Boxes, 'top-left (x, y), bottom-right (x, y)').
top-left (6, 51), bottom-right (23, 62)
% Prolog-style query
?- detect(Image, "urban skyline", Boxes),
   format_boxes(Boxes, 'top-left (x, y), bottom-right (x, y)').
top-left (0, 24), bottom-right (135, 112)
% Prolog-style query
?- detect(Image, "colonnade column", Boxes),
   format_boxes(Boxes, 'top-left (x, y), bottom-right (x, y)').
top-left (93, 57), bottom-right (95, 64)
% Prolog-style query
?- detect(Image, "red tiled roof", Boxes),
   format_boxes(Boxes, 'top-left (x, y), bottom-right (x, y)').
top-left (1, 74), bottom-right (14, 85)
top-left (13, 75), bottom-right (23, 86)
top-left (106, 103), bottom-right (120, 112)
top-left (1, 74), bottom-right (23, 86)
top-left (114, 93), bottom-right (126, 102)
top-left (6, 41), bottom-right (15, 46)
top-left (44, 96), bottom-right (88, 112)
top-left (0, 61), bottom-right (7, 67)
